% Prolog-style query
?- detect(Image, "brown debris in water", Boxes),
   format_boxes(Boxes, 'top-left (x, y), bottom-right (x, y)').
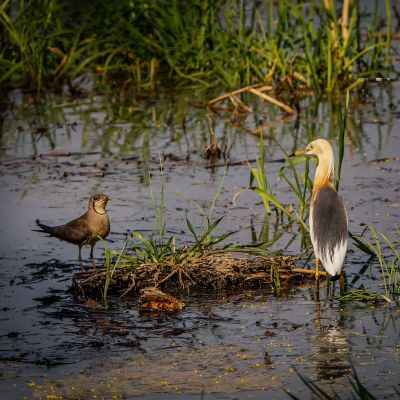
top-left (138, 287), bottom-right (185, 312)
top-left (84, 298), bottom-right (104, 310)
top-left (71, 252), bottom-right (315, 299)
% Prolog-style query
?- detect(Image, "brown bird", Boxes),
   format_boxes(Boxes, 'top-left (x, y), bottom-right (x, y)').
top-left (35, 194), bottom-right (110, 266)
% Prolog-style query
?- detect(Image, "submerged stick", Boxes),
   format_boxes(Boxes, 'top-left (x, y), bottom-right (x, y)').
top-left (283, 268), bottom-right (327, 277)
top-left (204, 157), bottom-right (286, 169)
top-left (39, 151), bottom-right (102, 157)
top-left (249, 88), bottom-right (295, 114)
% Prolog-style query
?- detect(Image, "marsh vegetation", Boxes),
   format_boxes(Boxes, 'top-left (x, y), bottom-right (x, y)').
top-left (0, 0), bottom-right (399, 399)
top-left (0, 0), bottom-right (395, 94)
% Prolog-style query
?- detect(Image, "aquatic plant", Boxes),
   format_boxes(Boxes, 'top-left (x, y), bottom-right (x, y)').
top-left (183, 170), bottom-right (237, 257)
top-left (335, 91), bottom-right (349, 191)
top-left (100, 165), bottom-right (237, 301)
top-left (102, 238), bottom-right (128, 306)
top-left (278, 144), bottom-right (313, 224)
top-left (0, 0), bottom-right (395, 96)
top-left (0, 0), bottom-right (104, 91)
top-left (121, 159), bottom-right (176, 266)
top-left (350, 225), bottom-right (400, 302)
top-left (101, 160), bottom-right (174, 303)
top-left (249, 135), bottom-right (294, 219)
top-left (287, 366), bottom-right (382, 400)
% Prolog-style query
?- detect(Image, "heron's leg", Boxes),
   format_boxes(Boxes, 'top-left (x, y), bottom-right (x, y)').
top-left (315, 257), bottom-right (320, 281)
top-left (339, 272), bottom-right (345, 296)
top-left (315, 284), bottom-right (321, 329)
top-left (78, 246), bottom-right (83, 269)
top-left (326, 276), bottom-right (333, 297)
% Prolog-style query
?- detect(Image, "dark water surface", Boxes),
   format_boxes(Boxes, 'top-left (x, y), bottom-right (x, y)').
top-left (0, 83), bottom-right (399, 399)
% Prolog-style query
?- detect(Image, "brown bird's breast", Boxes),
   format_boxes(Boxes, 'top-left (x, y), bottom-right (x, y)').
top-left (85, 213), bottom-right (110, 245)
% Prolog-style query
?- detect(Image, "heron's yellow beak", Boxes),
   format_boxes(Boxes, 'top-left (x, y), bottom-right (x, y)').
top-left (293, 148), bottom-right (307, 157)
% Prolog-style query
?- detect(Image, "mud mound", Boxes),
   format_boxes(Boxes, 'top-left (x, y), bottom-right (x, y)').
top-left (71, 252), bottom-right (321, 298)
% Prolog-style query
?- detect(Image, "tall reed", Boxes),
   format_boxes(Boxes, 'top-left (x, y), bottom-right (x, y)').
top-left (249, 135), bottom-right (294, 220)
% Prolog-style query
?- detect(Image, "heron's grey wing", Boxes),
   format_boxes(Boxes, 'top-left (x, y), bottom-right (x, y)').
top-left (311, 186), bottom-right (348, 276)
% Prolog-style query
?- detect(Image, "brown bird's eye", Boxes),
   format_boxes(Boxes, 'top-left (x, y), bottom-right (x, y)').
top-left (93, 195), bottom-right (99, 201)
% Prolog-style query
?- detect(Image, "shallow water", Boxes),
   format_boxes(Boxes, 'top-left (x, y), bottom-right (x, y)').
top-left (0, 83), bottom-right (399, 399)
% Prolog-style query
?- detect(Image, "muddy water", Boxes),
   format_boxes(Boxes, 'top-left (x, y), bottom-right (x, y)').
top-left (0, 84), bottom-right (399, 399)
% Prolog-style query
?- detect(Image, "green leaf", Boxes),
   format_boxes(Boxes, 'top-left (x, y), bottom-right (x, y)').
top-left (185, 214), bottom-right (199, 244)
top-left (349, 232), bottom-right (377, 257)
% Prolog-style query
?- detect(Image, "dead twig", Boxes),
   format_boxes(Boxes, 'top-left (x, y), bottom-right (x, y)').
top-left (249, 88), bottom-right (295, 114)
top-left (203, 116), bottom-right (222, 160)
top-left (283, 268), bottom-right (327, 277)
top-left (208, 84), bottom-right (272, 105)
top-left (228, 95), bottom-right (253, 114)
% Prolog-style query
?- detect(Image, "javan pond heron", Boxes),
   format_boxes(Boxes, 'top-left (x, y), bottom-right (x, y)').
top-left (293, 139), bottom-right (348, 280)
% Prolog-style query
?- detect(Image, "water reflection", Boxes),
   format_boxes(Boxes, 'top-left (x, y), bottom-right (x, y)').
top-left (312, 287), bottom-right (352, 381)
top-left (314, 322), bottom-right (351, 380)
top-left (2, 82), bottom-right (397, 161)
top-left (0, 81), bottom-right (399, 399)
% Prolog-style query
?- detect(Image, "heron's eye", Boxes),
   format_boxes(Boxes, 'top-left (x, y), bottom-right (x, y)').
top-left (93, 195), bottom-right (99, 201)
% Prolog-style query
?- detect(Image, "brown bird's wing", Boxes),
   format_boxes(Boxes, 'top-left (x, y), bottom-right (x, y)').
top-left (36, 215), bottom-right (93, 245)
top-left (35, 219), bottom-right (57, 235)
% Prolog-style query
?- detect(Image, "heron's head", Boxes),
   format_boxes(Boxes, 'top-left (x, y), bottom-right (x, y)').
top-left (89, 193), bottom-right (110, 214)
top-left (293, 139), bottom-right (333, 159)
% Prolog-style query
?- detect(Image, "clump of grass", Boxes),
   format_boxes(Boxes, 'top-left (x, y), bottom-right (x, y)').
top-left (100, 165), bottom-right (236, 301)
top-left (100, 160), bottom-right (176, 303)
top-left (338, 288), bottom-right (391, 303)
top-left (180, 165), bottom-right (237, 257)
top-left (0, 0), bottom-right (106, 91)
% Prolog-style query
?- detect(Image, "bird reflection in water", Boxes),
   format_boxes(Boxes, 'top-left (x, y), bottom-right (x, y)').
top-left (311, 285), bottom-right (351, 381)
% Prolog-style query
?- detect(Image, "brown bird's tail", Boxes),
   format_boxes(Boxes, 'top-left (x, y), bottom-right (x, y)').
top-left (34, 219), bottom-right (56, 235)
